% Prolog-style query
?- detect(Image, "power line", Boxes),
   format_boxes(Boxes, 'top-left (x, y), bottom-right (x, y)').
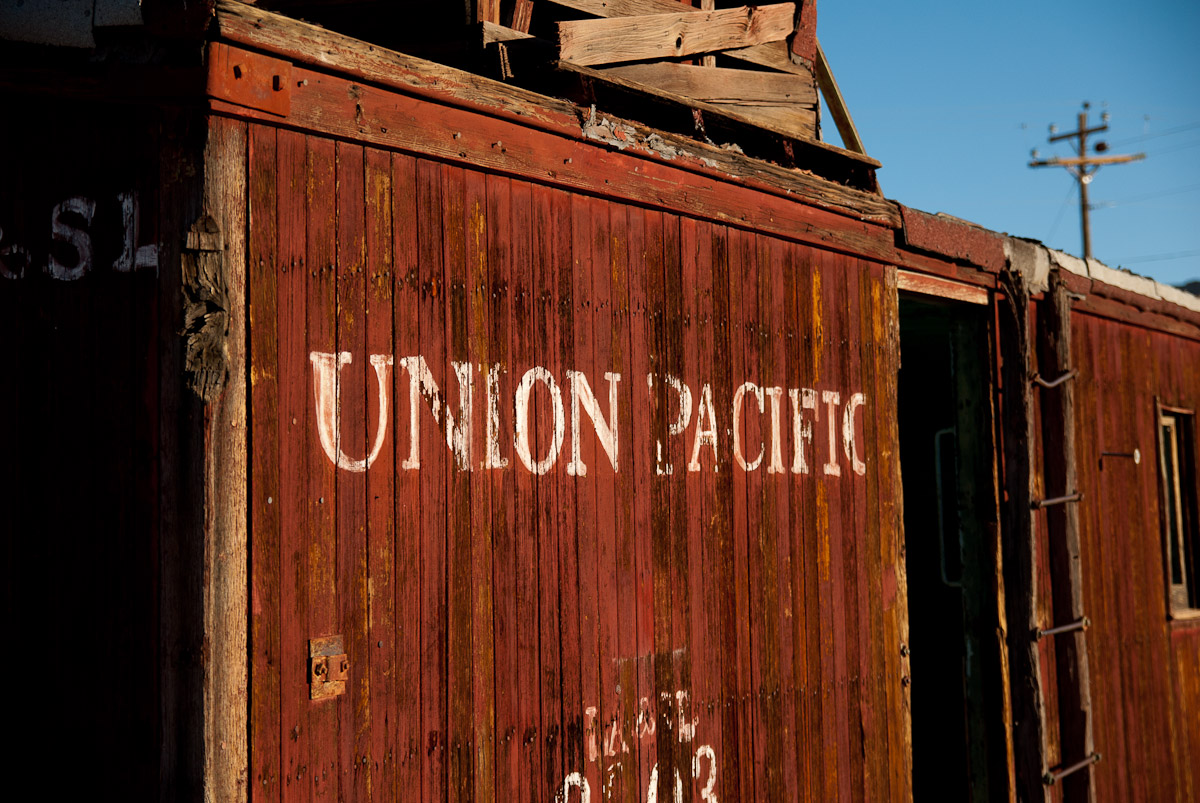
top-left (1108, 120), bottom-right (1200, 147)
top-left (1112, 249), bottom-right (1200, 265)
top-left (1151, 139), bottom-right (1200, 157)
top-left (1090, 182), bottom-right (1200, 210)
top-left (1046, 181), bottom-right (1077, 243)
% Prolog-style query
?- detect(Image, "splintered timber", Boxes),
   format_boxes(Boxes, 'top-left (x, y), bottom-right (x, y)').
top-left (311, 351), bottom-right (869, 477)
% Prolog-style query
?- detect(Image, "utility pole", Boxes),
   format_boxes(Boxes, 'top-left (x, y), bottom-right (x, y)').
top-left (1029, 102), bottom-right (1144, 260)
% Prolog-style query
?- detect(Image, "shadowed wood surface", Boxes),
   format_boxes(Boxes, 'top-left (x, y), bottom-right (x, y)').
top-left (599, 62), bottom-right (817, 107)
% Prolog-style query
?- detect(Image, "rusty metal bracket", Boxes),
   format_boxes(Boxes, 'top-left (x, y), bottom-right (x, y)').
top-left (1031, 491), bottom-right (1082, 510)
top-left (1031, 368), bottom-right (1078, 388)
top-left (207, 42), bottom-right (292, 117)
top-left (309, 635), bottom-right (348, 700)
top-left (1043, 752), bottom-right (1101, 785)
top-left (1036, 616), bottom-right (1090, 640)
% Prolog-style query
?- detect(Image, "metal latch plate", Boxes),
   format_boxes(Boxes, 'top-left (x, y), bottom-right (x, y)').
top-left (309, 635), bottom-right (348, 700)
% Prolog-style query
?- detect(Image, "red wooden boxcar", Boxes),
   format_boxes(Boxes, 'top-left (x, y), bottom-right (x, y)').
top-left (2, 1), bottom-right (1198, 801)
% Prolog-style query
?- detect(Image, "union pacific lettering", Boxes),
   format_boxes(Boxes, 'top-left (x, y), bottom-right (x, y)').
top-left (309, 351), bottom-right (868, 477)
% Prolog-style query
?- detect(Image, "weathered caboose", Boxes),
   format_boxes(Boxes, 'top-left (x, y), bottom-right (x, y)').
top-left (1, 1), bottom-right (1197, 801)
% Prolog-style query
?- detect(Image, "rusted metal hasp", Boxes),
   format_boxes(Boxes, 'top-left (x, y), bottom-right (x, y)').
top-left (1043, 752), bottom-right (1101, 785)
top-left (1031, 368), bottom-right (1078, 388)
top-left (1036, 616), bottom-right (1091, 640)
top-left (1031, 491), bottom-right (1082, 510)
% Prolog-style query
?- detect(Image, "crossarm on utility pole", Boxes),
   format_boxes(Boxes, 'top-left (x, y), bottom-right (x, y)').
top-left (1029, 154), bottom-right (1145, 168)
top-left (1028, 105), bottom-right (1144, 260)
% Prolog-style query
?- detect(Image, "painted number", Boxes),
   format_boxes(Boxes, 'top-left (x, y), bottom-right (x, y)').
top-left (0, 191), bottom-right (158, 280)
top-left (557, 745), bottom-right (716, 803)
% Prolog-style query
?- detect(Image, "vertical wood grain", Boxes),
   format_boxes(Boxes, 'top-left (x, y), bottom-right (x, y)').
top-left (203, 116), bottom-right (249, 803)
top-left (248, 122), bottom-right (281, 801)
top-left (304, 133), bottom-right (340, 802)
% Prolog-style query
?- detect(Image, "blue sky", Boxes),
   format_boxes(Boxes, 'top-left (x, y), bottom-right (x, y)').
top-left (817, 1), bottom-right (1200, 287)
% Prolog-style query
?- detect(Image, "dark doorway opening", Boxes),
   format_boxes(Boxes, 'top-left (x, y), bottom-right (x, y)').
top-left (899, 295), bottom-right (1008, 801)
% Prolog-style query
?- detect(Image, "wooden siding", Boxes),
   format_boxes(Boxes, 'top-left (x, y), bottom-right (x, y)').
top-left (1068, 310), bottom-right (1200, 802)
top-left (243, 121), bottom-right (909, 802)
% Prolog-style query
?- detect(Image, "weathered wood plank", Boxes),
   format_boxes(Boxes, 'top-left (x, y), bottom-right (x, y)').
top-left (531, 182), bottom-right (565, 802)
top-left (724, 226), bottom-right (755, 801)
top-left (588, 196), bottom-right (625, 801)
top-left (363, 145), bottom-right (396, 800)
top-left (744, 232), bottom-right (770, 801)
top-left (443, 163), bottom-right (475, 803)
top-left (814, 40), bottom-right (868, 158)
top-left (544, 0), bottom-right (809, 76)
top-left (415, 158), bottom-right (449, 803)
top-left (555, 187), bottom-right (587, 794)
top-left (556, 3), bottom-right (796, 66)
top-left (681, 217), bottom-right (705, 801)
top-left (813, 254), bottom-right (843, 802)
top-left (508, 0), bottom-right (535, 32)
top-left (795, 251), bottom-right (826, 802)
top-left (334, 139), bottom-right (371, 803)
top-left (896, 269), bottom-right (989, 305)
top-left (607, 202), bottom-right (641, 803)
top-left (596, 61), bottom-right (818, 136)
top-left (855, 258), bottom-right (885, 800)
top-left (214, 0), bottom-right (582, 133)
top-left (248, 121), bottom-right (281, 802)
top-left (663, 212), bottom-right (691, 802)
top-left (838, 254), bottom-right (866, 802)
top-left (708, 223), bottom-right (741, 803)
top-left (769, 241), bottom-right (798, 801)
top-left (274, 126), bottom-right (310, 803)
top-left (488, 172), bottom-right (520, 803)
top-left (390, 151), bottom-right (422, 799)
top-left (998, 270), bottom-right (1051, 802)
top-left (558, 59), bottom-right (819, 146)
top-left (463, 168), bottom-right (496, 803)
top-left (477, 0), bottom-right (502, 24)
top-left (625, 205), bottom-right (658, 802)
top-left (506, 178), bottom-right (541, 803)
top-left (304, 132), bottom-right (340, 801)
top-left (571, 193), bottom-right (602, 799)
top-left (600, 62), bottom-right (817, 107)
top-left (688, 217), bottom-right (722, 803)
top-left (879, 264), bottom-right (910, 803)
top-left (196, 116), bottom-right (251, 803)
top-left (644, 207), bottom-right (675, 803)
top-left (211, 81), bottom-right (893, 250)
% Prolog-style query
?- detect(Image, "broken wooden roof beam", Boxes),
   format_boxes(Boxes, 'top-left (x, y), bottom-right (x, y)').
top-left (544, 0), bottom-right (810, 76)
top-left (554, 2), bottom-right (795, 66)
top-left (599, 61), bottom-right (816, 136)
top-left (480, 0), bottom-right (877, 190)
top-left (569, 60), bottom-right (874, 187)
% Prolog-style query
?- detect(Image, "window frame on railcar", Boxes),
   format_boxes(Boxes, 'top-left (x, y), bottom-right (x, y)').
top-left (1157, 403), bottom-right (1200, 616)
